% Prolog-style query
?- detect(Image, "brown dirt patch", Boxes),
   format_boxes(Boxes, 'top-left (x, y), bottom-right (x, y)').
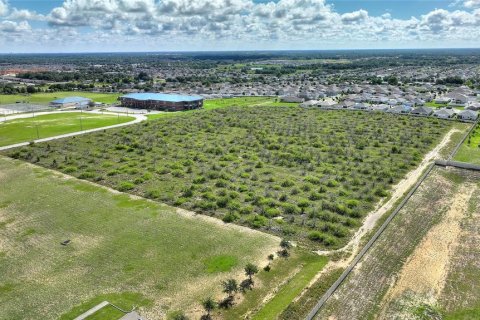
top-left (378, 183), bottom-right (477, 316)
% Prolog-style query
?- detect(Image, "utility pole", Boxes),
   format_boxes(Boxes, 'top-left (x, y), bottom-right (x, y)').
top-left (80, 109), bottom-right (83, 131)
top-left (34, 118), bottom-right (39, 139)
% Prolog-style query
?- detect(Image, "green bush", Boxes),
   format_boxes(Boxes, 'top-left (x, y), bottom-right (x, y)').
top-left (118, 181), bottom-right (135, 191)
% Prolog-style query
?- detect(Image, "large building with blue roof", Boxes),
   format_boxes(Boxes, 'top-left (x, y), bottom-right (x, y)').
top-left (119, 93), bottom-right (203, 111)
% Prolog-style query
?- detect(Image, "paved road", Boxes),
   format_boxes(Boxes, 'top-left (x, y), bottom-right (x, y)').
top-left (0, 110), bottom-right (146, 151)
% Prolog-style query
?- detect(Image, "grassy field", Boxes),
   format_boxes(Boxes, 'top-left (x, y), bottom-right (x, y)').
top-left (454, 123), bottom-right (480, 164)
top-left (0, 112), bottom-right (134, 147)
top-left (0, 92), bottom-right (121, 105)
top-left (0, 157), bottom-right (281, 319)
top-left (5, 107), bottom-right (454, 249)
top-left (316, 167), bottom-right (480, 319)
top-left (145, 97), bottom-right (299, 120)
top-left (251, 254), bottom-right (328, 320)
top-left (204, 97), bottom-right (298, 109)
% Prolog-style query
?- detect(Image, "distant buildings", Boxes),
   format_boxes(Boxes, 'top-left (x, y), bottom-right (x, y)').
top-left (119, 93), bottom-right (203, 111)
top-left (50, 96), bottom-right (91, 108)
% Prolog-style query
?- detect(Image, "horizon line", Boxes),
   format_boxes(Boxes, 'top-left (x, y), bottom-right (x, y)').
top-left (1, 47), bottom-right (480, 55)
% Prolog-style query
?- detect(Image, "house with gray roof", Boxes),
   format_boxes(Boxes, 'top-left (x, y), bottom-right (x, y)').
top-left (458, 109), bottom-right (478, 121)
top-left (387, 105), bottom-right (412, 114)
top-left (411, 106), bottom-right (433, 116)
top-left (434, 108), bottom-right (456, 119)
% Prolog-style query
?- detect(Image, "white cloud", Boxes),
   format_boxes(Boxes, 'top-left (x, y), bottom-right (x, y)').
top-left (464, 0), bottom-right (480, 8)
top-left (6, 8), bottom-right (45, 21)
top-left (0, 0), bottom-right (8, 16)
top-left (0, 0), bottom-right (480, 51)
top-left (341, 9), bottom-right (368, 24)
top-left (0, 20), bottom-right (31, 33)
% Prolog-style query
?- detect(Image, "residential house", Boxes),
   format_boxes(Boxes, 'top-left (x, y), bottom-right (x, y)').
top-left (387, 105), bottom-right (412, 114)
top-left (434, 108), bottom-right (456, 119)
top-left (458, 110), bottom-right (478, 121)
top-left (411, 106), bottom-right (433, 116)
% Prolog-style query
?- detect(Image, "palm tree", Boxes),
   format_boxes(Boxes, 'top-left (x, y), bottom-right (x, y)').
top-left (244, 263), bottom-right (259, 282)
top-left (222, 279), bottom-right (238, 299)
top-left (201, 297), bottom-right (216, 319)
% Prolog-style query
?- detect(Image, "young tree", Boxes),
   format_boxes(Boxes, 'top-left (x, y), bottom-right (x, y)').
top-left (221, 278), bottom-right (238, 299)
top-left (278, 239), bottom-right (292, 258)
top-left (244, 263), bottom-right (259, 282)
top-left (280, 239), bottom-right (292, 250)
top-left (201, 297), bottom-right (216, 320)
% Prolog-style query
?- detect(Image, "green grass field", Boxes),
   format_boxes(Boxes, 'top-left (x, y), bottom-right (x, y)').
top-left (204, 97), bottom-right (298, 109)
top-left (0, 92), bottom-right (121, 105)
top-left (454, 123), bottom-right (480, 164)
top-left (251, 254), bottom-right (328, 319)
top-left (145, 97), bottom-right (299, 120)
top-left (0, 112), bottom-right (134, 147)
top-left (0, 157), bottom-right (280, 319)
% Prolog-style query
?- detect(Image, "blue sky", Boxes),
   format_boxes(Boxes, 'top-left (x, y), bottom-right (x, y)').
top-left (1, 0), bottom-right (479, 52)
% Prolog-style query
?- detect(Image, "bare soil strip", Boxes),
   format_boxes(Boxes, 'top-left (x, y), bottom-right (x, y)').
top-left (378, 183), bottom-right (477, 318)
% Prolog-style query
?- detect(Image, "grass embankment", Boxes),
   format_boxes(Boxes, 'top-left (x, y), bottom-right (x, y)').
top-left (0, 112), bottom-right (134, 147)
top-left (454, 123), bottom-right (480, 164)
top-left (250, 254), bottom-right (328, 320)
top-left (0, 92), bottom-right (121, 105)
top-left (0, 157), bottom-right (280, 319)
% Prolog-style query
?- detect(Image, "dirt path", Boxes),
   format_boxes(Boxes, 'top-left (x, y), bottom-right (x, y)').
top-left (377, 183), bottom-right (477, 318)
top-left (299, 129), bottom-right (460, 300)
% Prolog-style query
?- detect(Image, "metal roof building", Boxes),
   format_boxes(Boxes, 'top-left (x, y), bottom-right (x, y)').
top-left (50, 96), bottom-right (92, 108)
top-left (119, 93), bottom-right (203, 111)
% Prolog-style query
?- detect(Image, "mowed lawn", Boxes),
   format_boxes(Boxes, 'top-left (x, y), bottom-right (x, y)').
top-left (454, 123), bottom-right (480, 164)
top-left (0, 91), bottom-right (121, 105)
top-left (0, 157), bottom-right (279, 319)
top-left (0, 112), bottom-right (134, 147)
top-left (204, 97), bottom-right (299, 109)
top-left (145, 97), bottom-right (299, 120)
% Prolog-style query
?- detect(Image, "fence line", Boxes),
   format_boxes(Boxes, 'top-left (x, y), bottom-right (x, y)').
top-left (305, 120), bottom-right (478, 320)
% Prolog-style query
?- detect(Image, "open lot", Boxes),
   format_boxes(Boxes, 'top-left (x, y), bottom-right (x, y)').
top-left (0, 157), bottom-right (281, 319)
top-left (4, 107), bottom-right (454, 248)
top-left (454, 123), bottom-right (480, 164)
top-left (0, 112), bottom-right (135, 147)
top-left (204, 97), bottom-right (299, 109)
top-left (0, 92), bottom-right (121, 105)
top-left (316, 167), bottom-right (480, 319)
top-left (145, 97), bottom-right (299, 120)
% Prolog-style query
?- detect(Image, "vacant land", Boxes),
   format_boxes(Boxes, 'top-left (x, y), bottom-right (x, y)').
top-left (316, 167), bottom-right (480, 319)
top-left (144, 97), bottom-right (299, 120)
top-left (0, 157), bottom-right (281, 319)
top-left (5, 107), bottom-right (453, 248)
top-left (455, 123), bottom-right (480, 164)
top-left (0, 112), bottom-right (134, 147)
top-left (0, 92), bottom-right (121, 105)
top-left (204, 97), bottom-right (298, 109)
